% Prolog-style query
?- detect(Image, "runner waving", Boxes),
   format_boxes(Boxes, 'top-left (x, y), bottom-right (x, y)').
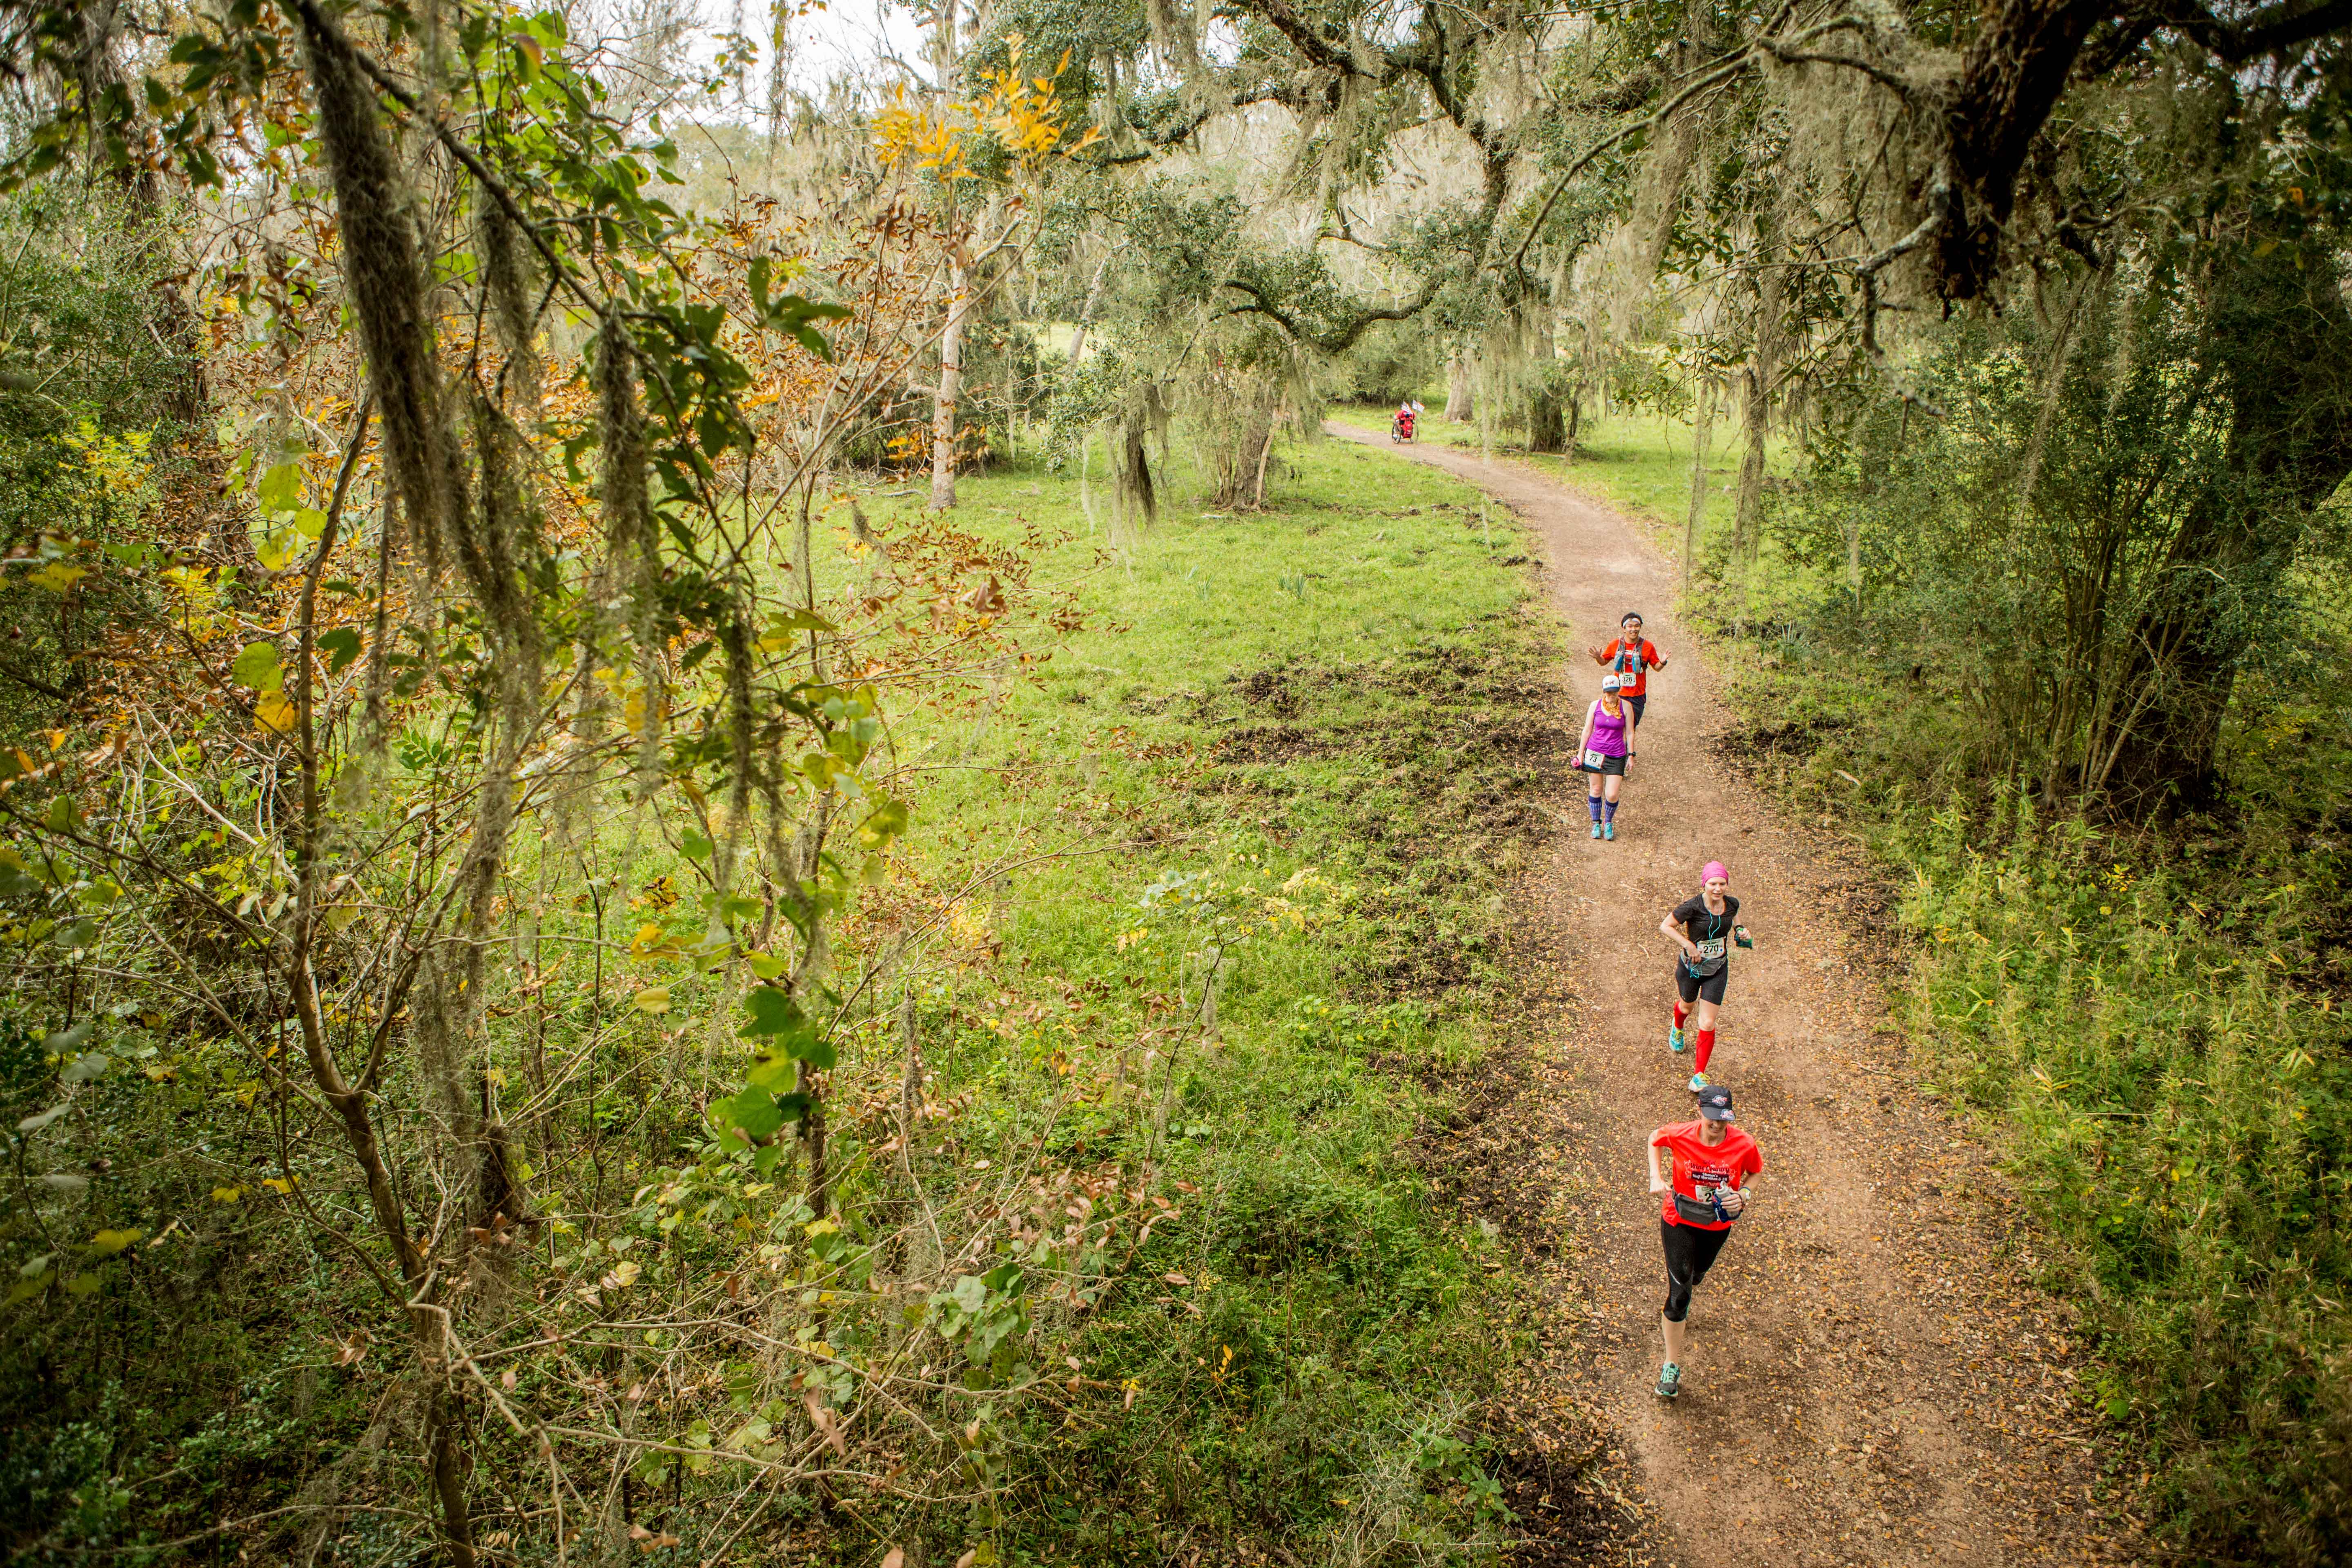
top-left (1647, 1085), bottom-right (1762, 1399)
top-left (1659, 861), bottom-right (1751, 1091)
top-left (1588, 612), bottom-right (1666, 730)
top-left (1577, 674), bottom-right (1634, 840)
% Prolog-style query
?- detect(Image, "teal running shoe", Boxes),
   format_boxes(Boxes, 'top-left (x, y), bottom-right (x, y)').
top-left (1687, 1072), bottom-right (1709, 1093)
top-left (1655, 1362), bottom-right (1682, 1400)
top-left (1602, 822), bottom-right (1615, 841)
top-left (1589, 822), bottom-right (1601, 839)
top-left (1668, 1026), bottom-right (1687, 1054)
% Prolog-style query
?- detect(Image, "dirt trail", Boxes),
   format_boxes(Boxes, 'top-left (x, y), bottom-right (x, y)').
top-left (1327, 424), bottom-right (2140, 1567)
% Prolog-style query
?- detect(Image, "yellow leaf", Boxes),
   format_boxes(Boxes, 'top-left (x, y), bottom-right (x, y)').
top-left (254, 692), bottom-right (298, 732)
top-left (211, 1185), bottom-right (245, 1203)
top-left (632, 987), bottom-right (671, 1013)
top-left (87, 1228), bottom-right (143, 1255)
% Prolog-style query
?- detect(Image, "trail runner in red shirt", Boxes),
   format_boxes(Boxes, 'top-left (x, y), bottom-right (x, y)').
top-left (1646, 1085), bottom-right (1762, 1399)
top-left (1587, 611), bottom-right (1666, 732)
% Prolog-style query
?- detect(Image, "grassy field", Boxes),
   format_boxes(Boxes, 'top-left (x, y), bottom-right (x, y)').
top-left (0, 427), bottom-right (1590, 1563)
top-left (831, 435), bottom-right (1576, 1560)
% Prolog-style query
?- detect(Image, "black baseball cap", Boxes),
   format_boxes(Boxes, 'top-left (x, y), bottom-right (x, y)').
top-left (1695, 1085), bottom-right (1735, 1122)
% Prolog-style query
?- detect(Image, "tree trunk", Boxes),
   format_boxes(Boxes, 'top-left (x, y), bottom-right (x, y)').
top-left (927, 0), bottom-right (965, 510)
top-left (930, 254), bottom-right (967, 510)
top-left (1733, 220), bottom-right (1783, 570)
top-left (1446, 355), bottom-right (1474, 422)
top-left (1067, 246), bottom-right (1111, 367)
top-left (1683, 390), bottom-right (1712, 597)
top-left (2101, 242), bottom-right (2352, 811)
top-left (1526, 388), bottom-right (1566, 453)
top-left (1938, 0), bottom-right (2108, 301)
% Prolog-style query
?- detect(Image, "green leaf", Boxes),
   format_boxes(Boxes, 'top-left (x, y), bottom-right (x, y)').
top-left (86, 1228), bottom-right (141, 1256)
top-left (745, 1053), bottom-right (797, 1094)
top-left (232, 641), bottom-right (283, 692)
top-left (858, 797), bottom-right (910, 850)
top-left (318, 627), bottom-right (362, 674)
top-left (256, 461), bottom-right (303, 514)
top-left (62, 1272), bottom-right (100, 1297)
top-left (713, 1087), bottom-right (784, 1141)
top-left (739, 985), bottom-right (806, 1040)
top-left (17, 1105), bottom-right (69, 1135)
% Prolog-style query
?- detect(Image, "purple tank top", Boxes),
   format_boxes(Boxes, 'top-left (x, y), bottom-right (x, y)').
top-left (1586, 700), bottom-right (1629, 757)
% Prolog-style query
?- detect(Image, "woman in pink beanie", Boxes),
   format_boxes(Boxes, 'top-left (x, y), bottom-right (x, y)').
top-left (1656, 861), bottom-right (1753, 1091)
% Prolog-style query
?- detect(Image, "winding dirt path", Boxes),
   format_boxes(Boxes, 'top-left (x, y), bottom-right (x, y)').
top-left (1327, 423), bottom-right (2142, 1567)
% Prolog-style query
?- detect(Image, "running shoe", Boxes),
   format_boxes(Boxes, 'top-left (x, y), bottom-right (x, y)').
top-left (1602, 822), bottom-right (1615, 841)
top-left (1655, 1362), bottom-right (1682, 1400)
top-left (1687, 1072), bottom-right (1709, 1093)
top-left (1668, 1026), bottom-right (1686, 1054)
top-left (1589, 822), bottom-right (1601, 840)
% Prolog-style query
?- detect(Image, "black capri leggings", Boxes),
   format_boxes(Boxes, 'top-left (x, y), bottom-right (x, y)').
top-left (1675, 964), bottom-right (1728, 1007)
top-left (1661, 1220), bottom-right (1733, 1322)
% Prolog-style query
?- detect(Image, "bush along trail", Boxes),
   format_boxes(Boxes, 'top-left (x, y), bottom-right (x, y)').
top-left (1330, 421), bottom-right (2146, 1567)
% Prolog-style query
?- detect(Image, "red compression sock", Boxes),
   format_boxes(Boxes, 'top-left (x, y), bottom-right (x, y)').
top-left (1673, 1002), bottom-right (1689, 1030)
top-left (1694, 1029), bottom-right (1716, 1073)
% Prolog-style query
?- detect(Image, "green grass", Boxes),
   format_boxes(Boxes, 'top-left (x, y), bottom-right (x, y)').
top-left (0, 433), bottom-right (1567, 1565)
top-left (872, 438), bottom-right (1561, 1560)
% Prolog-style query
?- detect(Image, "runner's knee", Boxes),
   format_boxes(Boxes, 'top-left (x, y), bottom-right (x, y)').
top-left (1663, 1279), bottom-right (1693, 1322)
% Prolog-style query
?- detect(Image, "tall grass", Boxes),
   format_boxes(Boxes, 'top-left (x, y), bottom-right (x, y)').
top-left (1889, 792), bottom-right (2352, 1563)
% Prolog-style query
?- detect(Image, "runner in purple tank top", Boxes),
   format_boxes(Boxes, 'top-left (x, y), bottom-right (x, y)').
top-left (1578, 674), bottom-right (1635, 840)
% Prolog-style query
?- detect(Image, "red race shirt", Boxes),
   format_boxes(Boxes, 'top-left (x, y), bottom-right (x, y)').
top-left (1602, 638), bottom-right (1663, 697)
top-left (1652, 1121), bottom-right (1762, 1231)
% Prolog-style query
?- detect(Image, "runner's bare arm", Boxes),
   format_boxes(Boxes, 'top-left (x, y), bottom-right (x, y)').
top-left (1658, 911), bottom-right (1697, 959)
top-left (1647, 1138), bottom-right (1670, 1194)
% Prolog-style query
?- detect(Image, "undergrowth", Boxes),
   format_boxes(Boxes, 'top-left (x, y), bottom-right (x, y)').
top-left (1717, 638), bottom-right (2352, 1567)
top-left (0, 438), bottom-right (1584, 1566)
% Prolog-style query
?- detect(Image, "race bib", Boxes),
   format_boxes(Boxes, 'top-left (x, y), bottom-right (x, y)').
top-left (1583, 748), bottom-right (1607, 770)
top-left (1694, 936), bottom-right (1726, 961)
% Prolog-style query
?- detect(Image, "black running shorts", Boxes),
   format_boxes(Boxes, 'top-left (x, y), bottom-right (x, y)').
top-left (1675, 964), bottom-right (1728, 1007)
